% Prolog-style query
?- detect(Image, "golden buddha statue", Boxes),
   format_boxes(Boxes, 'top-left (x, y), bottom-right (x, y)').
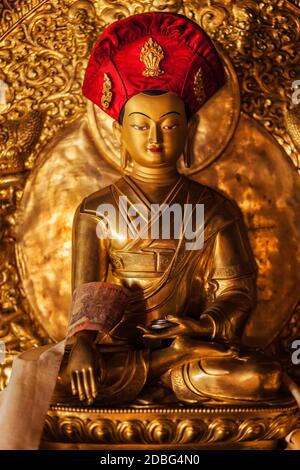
top-left (55, 12), bottom-right (282, 407)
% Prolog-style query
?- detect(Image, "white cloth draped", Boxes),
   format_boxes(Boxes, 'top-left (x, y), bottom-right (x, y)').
top-left (0, 341), bottom-right (65, 450)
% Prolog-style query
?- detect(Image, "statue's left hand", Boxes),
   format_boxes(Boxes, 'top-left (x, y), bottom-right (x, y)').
top-left (137, 315), bottom-right (209, 339)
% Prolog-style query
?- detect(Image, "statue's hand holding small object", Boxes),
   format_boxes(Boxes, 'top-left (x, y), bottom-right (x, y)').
top-left (138, 316), bottom-right (237, 358)
top-left (137, 315), bottom-right (210, 340)
top-left (66, 332), bottom-right (98, 405)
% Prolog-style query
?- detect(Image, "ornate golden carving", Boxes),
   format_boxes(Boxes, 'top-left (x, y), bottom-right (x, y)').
top-left (140, 37), bottom-right (165, 77)
top-left (0, 0), bottom-right (97, 171)
top-left (0, 173), bottom-right (43, 391)
top-left (101, 73), bottom-right (112, 109)
top-left (42, 403), bottom-right (300, 448)
top-left (0, 111), bottom-right (44, 175)
top-left (193, 68), bottom-right (205, 104)
top-left (194, 0), bottom-right (300, 171)
top-left (0, 0), bottom-right (98, 356)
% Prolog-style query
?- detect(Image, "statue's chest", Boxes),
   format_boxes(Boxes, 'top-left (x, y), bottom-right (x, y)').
top-left (109, 239), bottom-right (178, 277)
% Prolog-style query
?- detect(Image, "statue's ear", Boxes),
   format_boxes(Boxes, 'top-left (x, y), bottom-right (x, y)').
top-left (112, 120), bottom-right (129, 170)
top-left (112, 120), bottom-right (122, 144)
top-left (183, 114), bottom-right (199, 168)
top-left (187, 114), bottom-right (199, 139)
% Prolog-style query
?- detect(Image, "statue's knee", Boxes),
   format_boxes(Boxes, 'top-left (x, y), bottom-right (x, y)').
top-left (259, 362), bottom-right (282, 393)
top-left (235, 359), bottom-right (282, 398)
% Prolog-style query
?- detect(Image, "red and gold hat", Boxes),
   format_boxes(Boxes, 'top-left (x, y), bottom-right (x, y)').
top-left (82, 12), bottom-right (225, 121)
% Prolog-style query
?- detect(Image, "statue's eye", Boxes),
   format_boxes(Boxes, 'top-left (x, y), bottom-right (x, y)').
top-left (131, 124), bottom-right (149, 131)
top-left (162, 124), bottom-right (178, 130)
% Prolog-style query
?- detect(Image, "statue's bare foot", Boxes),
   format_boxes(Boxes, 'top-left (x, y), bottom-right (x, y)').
top-left (134, 383), bottom-right (177, 406)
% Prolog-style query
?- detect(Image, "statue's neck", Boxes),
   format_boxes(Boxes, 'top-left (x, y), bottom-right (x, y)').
top-left (127, 161), bottom-right (182, 204)
top-left (130, 161), bottom-right (180, 186)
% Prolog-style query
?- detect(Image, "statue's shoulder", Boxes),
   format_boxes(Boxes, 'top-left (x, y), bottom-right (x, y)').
top-left (186, 177), bottom-right (241, 222)
top-left (79, 178), bottom-right (123, 214)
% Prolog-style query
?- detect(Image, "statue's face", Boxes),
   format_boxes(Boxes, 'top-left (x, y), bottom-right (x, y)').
top-left (119, 92), bottom-right (188, 168)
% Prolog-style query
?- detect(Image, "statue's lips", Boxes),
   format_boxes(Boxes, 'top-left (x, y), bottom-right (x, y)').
top-left (148, 146), bottom-right (162, 153)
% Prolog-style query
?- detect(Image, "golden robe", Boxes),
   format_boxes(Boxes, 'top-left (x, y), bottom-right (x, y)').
top-left (63, 175), bottom-right (279, 405)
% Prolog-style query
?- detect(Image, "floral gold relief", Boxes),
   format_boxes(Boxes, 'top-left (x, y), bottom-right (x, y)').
top-left (0, 0), bottom-right (99, 382)
top-left (41, 403), bottom-right (300, 449)
top-left (140, 37), bottom-right (165, 77)
top-left (101, 73), bottom-right (113, 109)
top-left (193, 68), bottom-right (205, 105)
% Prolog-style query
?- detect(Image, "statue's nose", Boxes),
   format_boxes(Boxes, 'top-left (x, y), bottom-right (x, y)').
top-left (149, 123), bottom-right (161, 144)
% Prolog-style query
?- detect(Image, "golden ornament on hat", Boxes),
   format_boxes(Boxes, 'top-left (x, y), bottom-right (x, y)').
top-left (140, 37), bottom-right (165, 77)
top-left (101, 73), bottom-right (113, 110)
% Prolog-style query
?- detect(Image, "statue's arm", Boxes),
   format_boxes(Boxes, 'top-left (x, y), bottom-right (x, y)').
top-left (64, 200), bottom-right (115, 404)
top-left (67, 200), bottom-right (112, 341)
top-left (199, 216), bottom-right (257, 344)
top-left (69, 198), bottom-right (128, 340)
top-left (71, 199), bottom-right (109, 292)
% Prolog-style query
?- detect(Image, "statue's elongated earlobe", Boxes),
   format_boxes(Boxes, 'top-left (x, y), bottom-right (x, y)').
top-left (183, 142), bottom-right (191, 168)
top-left (121, 143), bottom-right (128, 169)
top-left (113, 120), bottom-right (127, 169)
top-left (183, 115), bottom-right (199, 169)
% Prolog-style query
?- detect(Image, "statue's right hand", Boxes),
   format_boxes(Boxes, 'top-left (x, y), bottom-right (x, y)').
top-left (66, 333), bottom-right (98, 405)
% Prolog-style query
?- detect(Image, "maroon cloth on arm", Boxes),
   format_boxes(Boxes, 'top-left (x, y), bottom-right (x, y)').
top-left (67, 282), bottom-right (129, 338)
